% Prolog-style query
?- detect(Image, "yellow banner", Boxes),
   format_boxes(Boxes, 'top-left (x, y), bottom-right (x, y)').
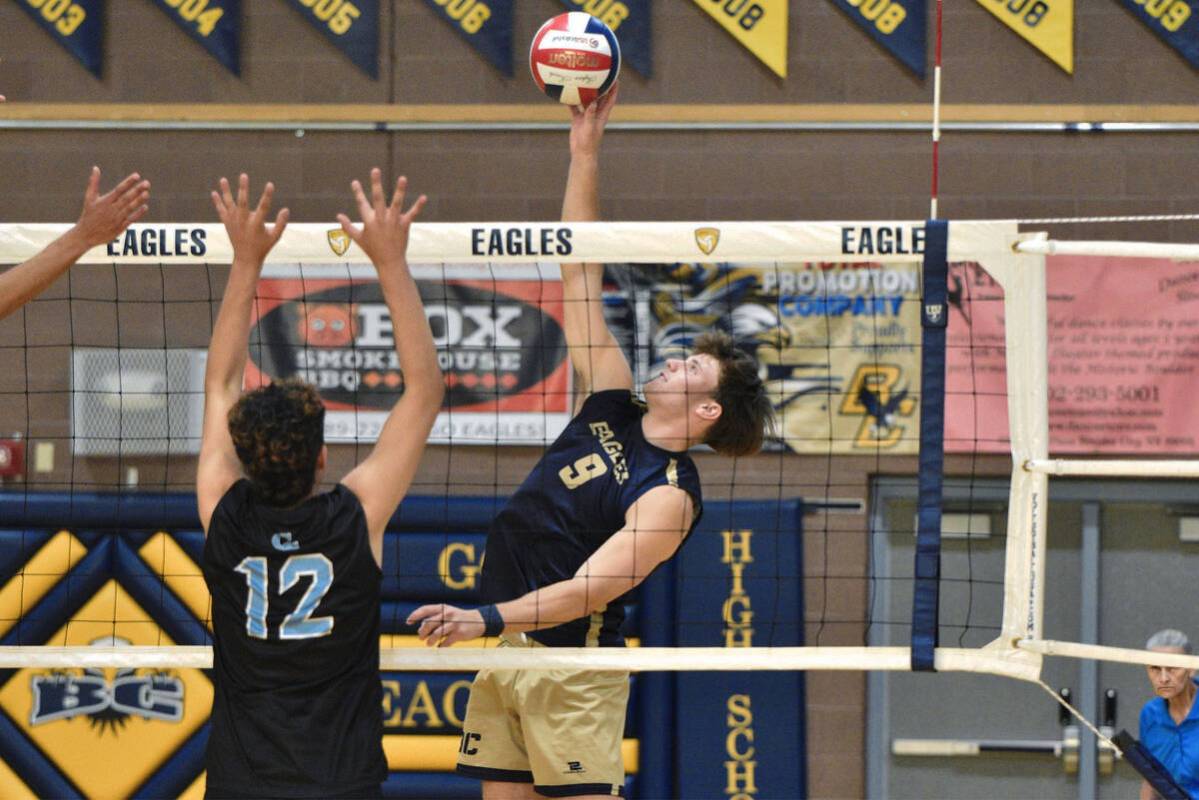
top-left (690, 0), bottom-right (788, 78)
top-left (975, 0), bottom-right (1073, 73)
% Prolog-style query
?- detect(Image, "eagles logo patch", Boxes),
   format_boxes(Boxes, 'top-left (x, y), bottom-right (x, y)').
top-left (695, 227), bottom-right (720, 256)
top-left (327, 229), bottom-right (351, 257)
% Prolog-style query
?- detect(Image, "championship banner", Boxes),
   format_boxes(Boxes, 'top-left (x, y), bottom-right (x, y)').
top-left (605, 258), bottom-right (924, 455)
top-left (830, 0), bottom-right (926, 77)
top-left (15, 0), bottom-right (104, 77)
top-left (1116, 0), bottom-right (1199, 70)
top-left (421, 0), bottom-right (513, 75)
top-left (283, 0), bottom-right (379, 78)
top-left (974, 0), bottom-right (1073, 73)
top-left (146, 0), bottom-right (241, 75)
top-left (688, 0), bottom-right (788, 78)
top-left (945, 257), bottom-right (1199, 454)
top-left (247, 265), bottom-right (570, 444)
top-left (558, 0), bottom-right (652, 76)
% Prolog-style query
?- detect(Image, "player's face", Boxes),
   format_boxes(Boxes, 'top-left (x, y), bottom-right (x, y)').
top-left (1146, 647), bottom-right (1194, 700)
top-left (645, 353), bottom-right (721, 409)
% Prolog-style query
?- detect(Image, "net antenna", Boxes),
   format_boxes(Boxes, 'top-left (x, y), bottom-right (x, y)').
top-left (930, 0), bottom-right (943, 220)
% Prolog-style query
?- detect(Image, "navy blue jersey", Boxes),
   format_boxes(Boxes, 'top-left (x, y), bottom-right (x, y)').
top-left (481, 389), bottom-right (703, 647)
top-left (202, 480), bottom-right (387, 798)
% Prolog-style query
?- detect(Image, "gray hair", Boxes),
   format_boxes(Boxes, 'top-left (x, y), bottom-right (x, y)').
top-left (1147, 629), bottom-right (1192, 654)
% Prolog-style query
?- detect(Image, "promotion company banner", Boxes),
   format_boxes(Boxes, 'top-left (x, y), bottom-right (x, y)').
top-left (975, 0), bottom-right (1073, 73)
top-left (284, 0), bottom-right (379, 77)
top-left (602, 258), bottom-right (925, 456)
top-left (421, 0), bottom-right (513, 75)
top-left (830, 0), bottom-right (926, 77)
top-left (1116, 0), bottom-right (1199, 69)
top-left (558, 0), bottom-right (652, 75)
top-left (944, 257), bottom-right (1199, 454)
top-left (248, 264), bottom-right (569, 445)
top-left (14, 0), bottom-right (104, 76)
top-left (689, 0), bottom-right (788, 77)
top-left (146, 0), bottom-right (241, 74)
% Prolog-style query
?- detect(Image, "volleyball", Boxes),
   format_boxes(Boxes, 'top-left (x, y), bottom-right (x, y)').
top-left (529, 12), bottom-right (621, 108)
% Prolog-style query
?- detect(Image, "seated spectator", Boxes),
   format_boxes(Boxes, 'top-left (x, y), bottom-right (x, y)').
top-left (1140, 629), bottom-right (1199, 800)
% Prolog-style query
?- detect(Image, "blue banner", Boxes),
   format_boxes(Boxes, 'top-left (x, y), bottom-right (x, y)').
top-left (284, 0), bottom-right (379, 78)
top-left (830, 0), bottom-right (926, 78)
top-left (147, 0), bottom-right (241, 75)
top-left (15, 0), bottom-right (104, 77)
top-left (422, 0), bottom-right (513, 76)
top-left (1117, 0), bottom-right (1199, 69)
top-left (675, 500), bottom-right (806, 799)
top-left (557, 0), bottom-right (652, 76)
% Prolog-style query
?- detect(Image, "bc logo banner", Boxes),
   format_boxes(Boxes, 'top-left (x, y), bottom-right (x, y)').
top-left (286, 0), bottom-right (380, 77)
top-left (423, 0), bottom-right (513, 75)
top-left (558, 0), bottom-right (652, 75)
top-left (1118, 0), bottom-right (1199, 68)
top-left (148, 0), bottom-right (242, 74)
top-left (16, 0), bottom-right (103, 76)
top-left (830, 0), bottom-right (926, 77)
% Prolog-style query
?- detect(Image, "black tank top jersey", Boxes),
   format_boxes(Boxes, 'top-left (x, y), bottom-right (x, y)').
top-left (202, 480), bottom-right (387, 798)
top-left (481, 389), bottom-right (703, 647)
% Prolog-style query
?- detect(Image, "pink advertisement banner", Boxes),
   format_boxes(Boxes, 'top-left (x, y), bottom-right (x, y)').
top-left (946, 256), bottom-right (1199, 455)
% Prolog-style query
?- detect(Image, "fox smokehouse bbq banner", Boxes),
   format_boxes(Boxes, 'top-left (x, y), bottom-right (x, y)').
top-left (246, 267), bottom-right (570, 445)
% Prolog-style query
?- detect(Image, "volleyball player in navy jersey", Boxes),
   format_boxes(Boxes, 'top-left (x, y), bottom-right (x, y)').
top-left (408, 87), bottom-right (774, 799)
top-left (197, 171), bottom-right (442, 799)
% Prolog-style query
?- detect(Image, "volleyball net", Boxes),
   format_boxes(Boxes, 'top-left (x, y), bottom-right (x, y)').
top-left (0, 219), bottom-right (1197, 682)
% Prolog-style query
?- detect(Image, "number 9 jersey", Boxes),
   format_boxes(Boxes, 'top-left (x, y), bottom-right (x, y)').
top-left (480, 389), bottom-right (704, 648)
top-left (202, 480), bottom-right (387, 798)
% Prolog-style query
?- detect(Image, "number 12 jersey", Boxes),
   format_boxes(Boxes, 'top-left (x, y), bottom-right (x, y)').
top-left (202, 480), bottom-right (387, 798)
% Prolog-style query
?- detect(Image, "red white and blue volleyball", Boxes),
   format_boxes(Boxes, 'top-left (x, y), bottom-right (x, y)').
top-left (529, 13), bottom-right (621, 108)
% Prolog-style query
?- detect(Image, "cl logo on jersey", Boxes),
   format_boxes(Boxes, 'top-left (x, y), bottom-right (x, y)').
top-left (695, 227), bottom-right (720, 256)
top-left (272, 532), bottom-right (301, 552)
top-left (327, 229), bottom-right (351, 256)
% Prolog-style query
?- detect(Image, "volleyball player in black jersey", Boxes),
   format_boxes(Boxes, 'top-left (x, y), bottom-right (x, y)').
top-left (408, 87), bottom-right (774, 799)
top-left (197, 171), bottom-right (442, 799)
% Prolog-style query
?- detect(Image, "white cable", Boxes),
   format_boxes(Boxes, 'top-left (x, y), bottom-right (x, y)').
top-left (1019, 639), bottom-right (1199, 669)
top-left (0, 645), bottom-right (1042, 679)
top-left (1011, 213), bottom-right (1199, 225)
top-left (1025, 459), bottom-right (1199, 478)
top-left (1015, 240), bottom-right (1199, 259)
top-left (1035, 679), bottom-right (1123, 758)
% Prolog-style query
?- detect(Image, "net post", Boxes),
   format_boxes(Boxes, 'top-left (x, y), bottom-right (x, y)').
top-left (911, 219), bottom-right (949, 672)
top-left (987, 232), bottom-right (1052, 644)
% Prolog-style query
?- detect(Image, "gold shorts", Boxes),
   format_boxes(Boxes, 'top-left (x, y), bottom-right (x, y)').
top-left (456, 635), bottom-right (630, 797)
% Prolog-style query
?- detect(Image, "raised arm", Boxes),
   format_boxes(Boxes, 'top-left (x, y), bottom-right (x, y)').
top-left (560, 86), bottom-right (631, 404)
top-left (340, 170), bottom-right (443, 552)
top-left (197, 175), bottom-right (289, 532)
top-left (0, 168), bottom-right (149, 320)
top-left (407, 485), bottom-right (693, 645)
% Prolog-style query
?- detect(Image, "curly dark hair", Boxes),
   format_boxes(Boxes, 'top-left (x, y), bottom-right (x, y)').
top-left (692, 331), bottom-right (775, 457)
top-left (227, 378), bottom-right (326, 507)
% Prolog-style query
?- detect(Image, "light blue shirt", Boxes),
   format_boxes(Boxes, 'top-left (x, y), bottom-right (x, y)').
top-left (1140, 679), bottom-right (1199, 798)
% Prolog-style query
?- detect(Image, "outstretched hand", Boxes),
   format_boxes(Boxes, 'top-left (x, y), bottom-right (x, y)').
top-left (569, 82), bottom-right (619, 159)
top-left (211, 174), bottom-right (289, 266)
top-left (336, 168), bottom-right (426, 270)
top-left (74, 168), bottom-right (151, 248)
top-left (406, 603), bottom-right (486, 647)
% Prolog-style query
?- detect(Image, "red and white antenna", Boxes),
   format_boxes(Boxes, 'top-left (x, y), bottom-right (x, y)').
top-left (930, 0), bottom-right (943, 219)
